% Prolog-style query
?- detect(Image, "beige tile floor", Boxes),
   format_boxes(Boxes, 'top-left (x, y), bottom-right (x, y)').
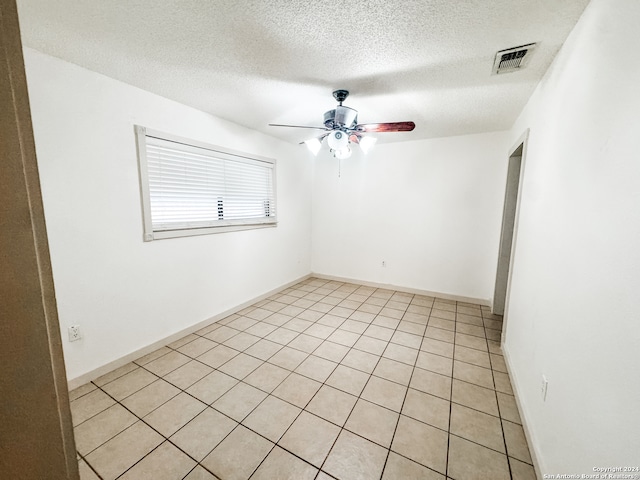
top-left (70, 278), bottom-right (536, 480)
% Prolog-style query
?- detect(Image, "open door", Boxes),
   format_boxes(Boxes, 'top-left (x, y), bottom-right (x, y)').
top-left (0, 1), bottom-right (79, 477)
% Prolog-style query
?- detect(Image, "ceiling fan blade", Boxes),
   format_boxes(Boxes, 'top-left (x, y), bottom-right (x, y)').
top-left (349, 134), bottom-right (360, 144)
top-left (269, 123), bottom-right (329, 131)
top-left (355, 121), bottom-right (415, 133)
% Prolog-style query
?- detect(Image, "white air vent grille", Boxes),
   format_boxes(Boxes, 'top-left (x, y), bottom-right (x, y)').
top-left (493, 43), bottom-right (536, 74)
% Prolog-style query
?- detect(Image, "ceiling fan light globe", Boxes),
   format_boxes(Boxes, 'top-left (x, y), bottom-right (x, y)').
top-left (304, 138), bottom-right (322, 156)
top-left (327, 130), bottom-right (349, 150)
top-left (359, 136), bottom-right (377, 154)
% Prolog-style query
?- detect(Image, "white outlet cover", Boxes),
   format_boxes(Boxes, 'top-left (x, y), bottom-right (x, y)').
top-left (68, 325), bottom-right (82, 342)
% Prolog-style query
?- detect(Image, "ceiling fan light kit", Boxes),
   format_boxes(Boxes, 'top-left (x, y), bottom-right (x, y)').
top-left (359, 136), bottom-right (377, 154)
top-left (304, 137), bottom-right (322, 156)
top-left (269, 90), bottom-right (415, 159)
top-left (334, 146), bottom-right (352, 160)
top-left (327, 130), bottom-right (349, 150)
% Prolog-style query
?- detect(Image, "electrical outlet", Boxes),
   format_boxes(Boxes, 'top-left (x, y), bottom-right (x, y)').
top-left (381, 260), bottom-right (386, 268)
top-left (541, 375), bottom-right (548, 401)
top-left (68, 325), bottom-right (82, 342)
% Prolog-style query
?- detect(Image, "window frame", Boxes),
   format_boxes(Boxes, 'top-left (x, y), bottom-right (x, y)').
top-left (134, 125), bottom-right (277, 241)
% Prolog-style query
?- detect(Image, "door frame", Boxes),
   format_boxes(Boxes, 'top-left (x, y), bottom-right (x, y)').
top-left (494, 129), bottom-right (530, 341)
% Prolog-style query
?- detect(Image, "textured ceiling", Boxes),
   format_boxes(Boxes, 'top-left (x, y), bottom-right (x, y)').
top-left (17, 0), bottom-right (590, 144)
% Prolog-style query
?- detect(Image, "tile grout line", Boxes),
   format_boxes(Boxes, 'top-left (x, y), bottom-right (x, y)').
top-left (444, 300), bottom-right (459, 479)
top-left (484, 306), bottom-right (515, 480)
top-left (77, 450), bottom-right (104, 480)
top-left (86, 383), bottom-right (192, 480)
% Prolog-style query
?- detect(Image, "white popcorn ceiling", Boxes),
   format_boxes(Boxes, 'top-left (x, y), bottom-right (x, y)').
top-left (17, 0), bottom-right (590, 144)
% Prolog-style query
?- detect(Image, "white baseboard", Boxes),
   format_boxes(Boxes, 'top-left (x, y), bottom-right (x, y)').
top-left (67, 273), bottom-right (311, 390)
top-left (312, 272), bottom-right (491, 306)
top-left (502, 342), bottom-right (544, 480)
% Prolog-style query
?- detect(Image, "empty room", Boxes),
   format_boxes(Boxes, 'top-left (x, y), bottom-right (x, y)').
top-left (2, 0), bottom-right (639, 479)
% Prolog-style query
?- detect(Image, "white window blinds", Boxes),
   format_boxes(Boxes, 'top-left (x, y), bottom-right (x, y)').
top-left (135, 126), bottom-right (277, 240)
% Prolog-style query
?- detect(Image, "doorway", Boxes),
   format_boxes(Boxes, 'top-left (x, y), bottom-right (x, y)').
top-left (493, 131), bottom-right (528, 317)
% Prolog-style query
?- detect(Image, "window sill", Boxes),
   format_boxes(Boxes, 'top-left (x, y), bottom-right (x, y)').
top-left (144, 222), bottom-right (277, 241)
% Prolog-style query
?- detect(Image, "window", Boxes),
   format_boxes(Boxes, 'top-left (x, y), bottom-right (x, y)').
top-left (135, 126), bottom-right (276, 240)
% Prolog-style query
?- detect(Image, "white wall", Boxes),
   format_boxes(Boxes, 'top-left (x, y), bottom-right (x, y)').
top-left (24, 49), bottom-right (312, 383)
top-left (503, 0), bottom-right (640, 474)
top-left (312, 131), bottom-right (509, 302)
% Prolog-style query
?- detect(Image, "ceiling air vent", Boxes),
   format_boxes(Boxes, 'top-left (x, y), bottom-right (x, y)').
top-left (492, 43), bottom-right (536, 75)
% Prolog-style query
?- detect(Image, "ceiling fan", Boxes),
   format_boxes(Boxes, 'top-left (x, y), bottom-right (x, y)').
top-left (269, 90), bottom-right (415, 159)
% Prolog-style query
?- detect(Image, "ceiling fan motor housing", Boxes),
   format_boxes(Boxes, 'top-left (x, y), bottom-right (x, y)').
top-left (324, 106), bottom-right (358, 129)
top-left (323, 109), bottom-right (336, 128)
top-left (335, 106), bottom-right (358, 128)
